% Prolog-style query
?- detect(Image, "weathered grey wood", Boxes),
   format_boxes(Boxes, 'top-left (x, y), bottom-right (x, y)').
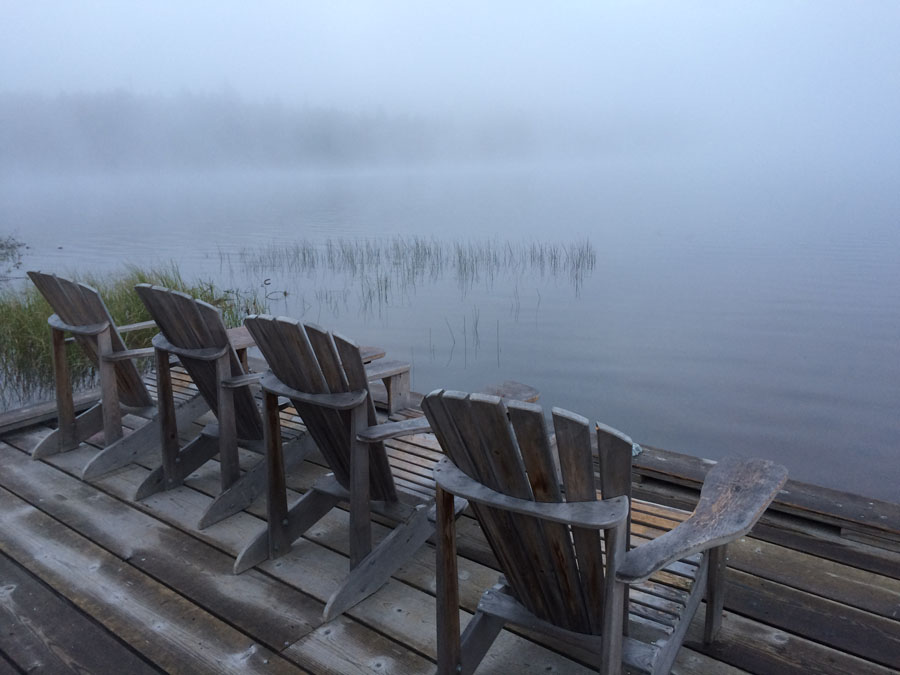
top-left (555, 407), bottom-right (607, 633)
top-left (0, 441), bottom-right (321, 655)
top-left (324, 503), bottom-right (433, 620)
top-left (28, 271), bottom-right (153, 409)
top-left (260, 373), bottom-right (369, 410)
top-left (82, 392), bottom-right (209, 479)
top-left (618, 458), bottom-right (788, 584)
top-left (132, 284), bottom-right (294, 528)
top-left (475, 380), bottom-right (540, 403)
top-left (457, 609), bottom-right (506, 675)
top-left (0, 551), bottom-right (158, 675)
top-left (704, 545), bottom-right (727, 644)
top-left (475, 587), bottom-right (658, 673)
top-left (30, 401), bottom-right (104, 459)
top-left (433, 457), bottom-right (628, 528)
top-left (507, 399), bottom-right (589, 629)
top-left (596, 421), bottom-right (635, 635)
top-left (634, 444), bottom-right (900, 541)
top-left (356, 416), bottom-right (432, 443)
top-left (0, 388), bottom-right (98, 436)
top-left (435, 484), bottom-right (461, 675)
top-left (422, 389), bottom-right (790, 675)
top-left (234, 488), bottom-right (342, 573)
top-left (0, 485), bottom-right (300, 674)
top-left (349, 402), bottom-right (372, 566)
top-left (199, 433), bottom-right (317, 530)
top-left (50, 321), bottom-right (77, 449)
top-left (236, 314), bottom-right (435, 620)
top-left (364, 359), bottom-right (412, 412)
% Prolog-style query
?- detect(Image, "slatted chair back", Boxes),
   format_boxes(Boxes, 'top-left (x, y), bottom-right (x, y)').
top-left (422, 390), bottom-right (633, 635)
top-left (134, 284), bottom-right (263, 440)
top-left (28, 271), bottom-right (153, 409)
top-left (244, 314), bottom-right (396, 502)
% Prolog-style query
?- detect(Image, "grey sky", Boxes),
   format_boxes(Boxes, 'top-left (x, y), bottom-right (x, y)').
top-left (3, 1), bottom-right (900, 164)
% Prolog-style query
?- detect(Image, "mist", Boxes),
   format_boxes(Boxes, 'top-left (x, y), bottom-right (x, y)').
top-left (2, 2), bottom-right (899, 179)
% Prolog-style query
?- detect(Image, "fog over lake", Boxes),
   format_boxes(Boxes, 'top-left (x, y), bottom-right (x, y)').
top-left (1, 2), bottom-right (899, 502)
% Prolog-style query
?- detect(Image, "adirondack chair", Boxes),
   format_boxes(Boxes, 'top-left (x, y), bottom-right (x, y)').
top-left (422, 390), bottom-right (788, 675)
top-left (233, 314), bottom-right (458, 621)
top-left (126, 285), bottom-right (316, 529)
top-left (27, 271), bottom-right (213, 475)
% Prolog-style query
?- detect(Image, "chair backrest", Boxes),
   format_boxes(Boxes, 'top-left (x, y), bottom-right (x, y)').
top-left (28, 270), bottom-right (153, 409)
top-left (134, 284), bottom-right (263, 440)
top-left (244, 314), bottom-right (397, 502)
top-left (422, 390), bottom-right (633, 635)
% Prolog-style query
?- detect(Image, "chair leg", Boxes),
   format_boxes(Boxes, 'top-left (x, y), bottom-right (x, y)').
top-left (216, 352), bottom-right (239, 490)
top-left (232, 487), bottom-right (339, 574)
top-left (134, 434), bottom-right (219, 500)
top-left (383, 371), bottom-right (411, 413)
top-left (32, 327), bottom-right (81, 458)
top-left (349, 402), bottom-right (372, 567)
top-left (436, 484), bottom-right (462, 675)
top-left (199, 433), bottom-right (316, 530)
top-left (324, 503), bottom-right (433, 621)
top-left (263, 390), bottom-right (291, 558)
top-left (32, 403), bottom-right (104, 459)
top-left (459, 610), bottom-right (506, 675)
top-left (96, 327), bottom-right (123, 447)
top-left (704, 544), bottom-right (728, 644)
top-left (82, 393), bottom-right (209, 480)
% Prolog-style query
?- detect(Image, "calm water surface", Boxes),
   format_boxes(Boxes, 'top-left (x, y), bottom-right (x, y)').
top-left (2, 157), bottom-right (898, 502)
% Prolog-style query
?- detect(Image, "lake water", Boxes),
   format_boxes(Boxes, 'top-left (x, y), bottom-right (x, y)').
top-left (2, 157), bottom-right (899, 502)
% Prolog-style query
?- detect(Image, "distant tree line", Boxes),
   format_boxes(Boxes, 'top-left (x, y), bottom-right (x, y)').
top-left (0, 90), bottom-right (540, 171)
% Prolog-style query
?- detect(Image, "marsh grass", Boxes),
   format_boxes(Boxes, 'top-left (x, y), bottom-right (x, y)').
top-left (1, 235), bottom-right (25, 280)
top-left (225, 236), bottom-right (596, 310)
top-left (0, 264), bottom-right (267, 408)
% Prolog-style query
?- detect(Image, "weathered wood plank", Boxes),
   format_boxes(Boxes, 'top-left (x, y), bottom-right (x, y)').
top-left (0, 486), bottom-right (302, 674)
top-left (635, 445), bottom-right (900, 537)
top-left (0, 441), bottom-right (320, 652)
top-left (0, 551), bottom-right (158, 675)
top-left (284, 617), bottom-right (435, 675)
top-left (722, 568), bottom-right (900, 669)
top-left (685, 609), bottom-right (898, 675)
top-left (0, 389), bottom-right (100, 435)
top-left (723, 533), bottom-right (900, 621)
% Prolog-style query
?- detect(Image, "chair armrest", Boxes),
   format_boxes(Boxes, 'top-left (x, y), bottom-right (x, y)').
top-left (433, 457), bottom-right (629, 529)
top-left (151, 333), bottom-right (228, 361)
top-left (617, 457), bottom-right (788, 584)
top-left (226, 325), bottom-right (255, 351)
top-left (360, 345), bottom-right (385, 363)
top-left (118, 319), bottom-right (157, 333)
top-left (221, 372), bottom-right (263, 389)
top-left (101, 347), bottom-right (156, 362)
top-left (48, 314), bottom-right (109, 336)
top-left (259, 372), bottom-right (368, 411)
top-left (357, 416), bottom-right (431, 443)
top-left (364, 359), bottom-right (410, 381)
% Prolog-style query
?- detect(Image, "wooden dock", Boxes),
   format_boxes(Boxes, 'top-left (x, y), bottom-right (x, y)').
top-left (0, 377), bottom-right (898, 674)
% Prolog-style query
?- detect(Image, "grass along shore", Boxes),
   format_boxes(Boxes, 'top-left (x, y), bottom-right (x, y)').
top-left (0, 264), bottom-right (266, 409)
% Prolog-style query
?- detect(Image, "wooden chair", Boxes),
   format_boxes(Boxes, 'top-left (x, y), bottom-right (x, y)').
top-left (422, 390), bottom-right (788, 675)
top-left (233, 314), bottom-right (460, 622)
top-left (127, 284), bottom-right (314, 529)
top-left (27, 271), bottom-right (210, 476)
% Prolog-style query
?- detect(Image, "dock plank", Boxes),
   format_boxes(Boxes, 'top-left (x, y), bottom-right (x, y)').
top-left (2, 384), bottom-right (899, 675)
top-left (0, 484), bottom-right (302, 674)
top-left (0, 551), bottom-right (157, 675)
top-left (0, 441), bottom-right (319, 651)
top-left (685, 610), bottom-right (898, 675)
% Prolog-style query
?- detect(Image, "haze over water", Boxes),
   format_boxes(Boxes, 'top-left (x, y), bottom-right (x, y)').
top-left (2, 2), bottom-right (899, 502)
